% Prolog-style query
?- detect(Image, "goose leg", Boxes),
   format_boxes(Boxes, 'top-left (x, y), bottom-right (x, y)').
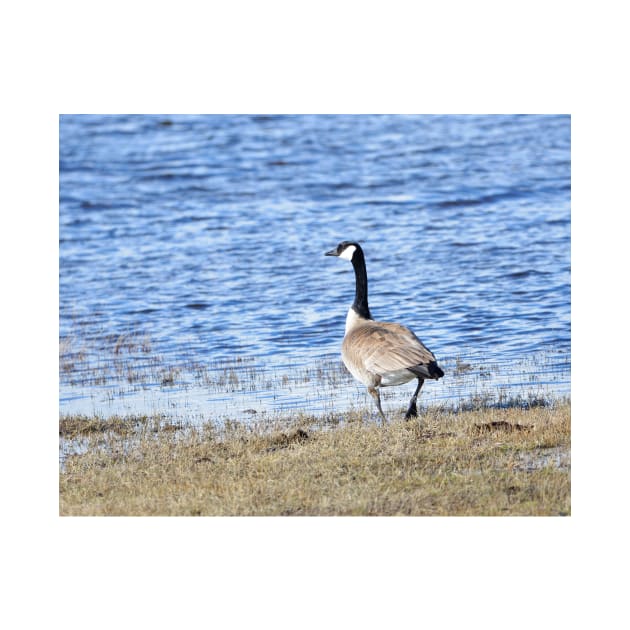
top-left (368, 386), bottom-right (387, 423)
top-left (405, 378), bottom-right (424, 420)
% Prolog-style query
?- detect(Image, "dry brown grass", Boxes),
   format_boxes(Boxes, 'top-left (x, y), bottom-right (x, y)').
top-left (59, 402), bottom-right (570, 516)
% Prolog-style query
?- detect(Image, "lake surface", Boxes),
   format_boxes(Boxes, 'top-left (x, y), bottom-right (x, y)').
top-left (59, 114), bottom-right (570, 421)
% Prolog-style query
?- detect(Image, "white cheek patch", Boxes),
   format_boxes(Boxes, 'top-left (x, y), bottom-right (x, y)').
top-left (339, 245), bottom-right (356, 261)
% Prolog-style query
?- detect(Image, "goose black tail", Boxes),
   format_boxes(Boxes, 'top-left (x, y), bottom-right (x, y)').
top-left (410, 361), bottom-right (444, 380)
top-left (428, 361), bottom-right (444, 379)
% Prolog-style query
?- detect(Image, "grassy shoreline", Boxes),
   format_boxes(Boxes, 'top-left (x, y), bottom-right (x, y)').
top-left (59, 402), bottom-right (570, 516)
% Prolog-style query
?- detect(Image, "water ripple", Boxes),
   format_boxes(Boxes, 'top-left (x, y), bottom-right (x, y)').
top-left (60, 114), bottom-right (570, 419)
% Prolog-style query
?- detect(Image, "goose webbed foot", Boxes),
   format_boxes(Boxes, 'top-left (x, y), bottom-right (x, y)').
top-left (404, 378), bottom-right (424, 421)
top-left (368, 386), bottom-right (387, 423)
top-left (404, 402), bottom-right (418, 420)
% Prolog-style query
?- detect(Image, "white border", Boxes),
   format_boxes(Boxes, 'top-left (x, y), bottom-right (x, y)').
top-left (4, 0), bottom-right (628, 627)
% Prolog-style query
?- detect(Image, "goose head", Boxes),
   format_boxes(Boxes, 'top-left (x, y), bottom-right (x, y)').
top-left (325, 241), bottom-right (360, 261)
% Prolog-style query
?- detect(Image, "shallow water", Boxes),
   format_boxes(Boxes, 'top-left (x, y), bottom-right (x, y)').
top-left (59, 115), bottom-right (570, 421)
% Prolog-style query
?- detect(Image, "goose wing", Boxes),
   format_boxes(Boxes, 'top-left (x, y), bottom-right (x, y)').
top-left (345, 321), bottom-right (440, 378)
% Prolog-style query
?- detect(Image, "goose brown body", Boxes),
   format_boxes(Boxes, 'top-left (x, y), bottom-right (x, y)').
top-left (342, 319), bottom-right (441, 386)
top-left (326, 241), bottom-right (444, 421)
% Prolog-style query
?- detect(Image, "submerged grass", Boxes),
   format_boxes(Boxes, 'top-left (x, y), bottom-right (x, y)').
top-left (60, 332), bottom-right (571, 418)
top-left (59, 402), bottom-right (570, 516)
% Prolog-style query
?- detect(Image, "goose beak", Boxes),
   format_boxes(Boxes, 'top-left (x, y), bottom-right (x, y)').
top-left (325, 248), bottom-right (338, 257)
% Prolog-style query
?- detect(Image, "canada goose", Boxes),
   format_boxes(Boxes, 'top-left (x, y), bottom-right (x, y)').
top-left (325, 241), bottom-right (444, 421)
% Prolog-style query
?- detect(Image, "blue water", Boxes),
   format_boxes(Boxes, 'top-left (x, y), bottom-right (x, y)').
top-left (59, 114), bottom-right (570, 420)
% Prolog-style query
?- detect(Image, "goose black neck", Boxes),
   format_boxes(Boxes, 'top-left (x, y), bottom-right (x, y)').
top-left (351, 246), bottom-right (372, 320)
